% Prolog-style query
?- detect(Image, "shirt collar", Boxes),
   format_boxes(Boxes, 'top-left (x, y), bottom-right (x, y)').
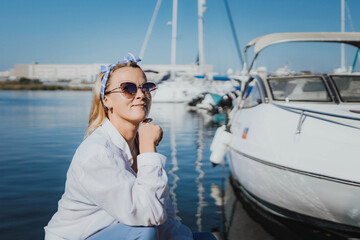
top-left (101, 119), bottom-right (133, 165)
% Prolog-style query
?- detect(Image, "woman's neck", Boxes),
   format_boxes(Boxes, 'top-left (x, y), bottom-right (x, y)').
top-left (109, 117), bottom-right (138, 151)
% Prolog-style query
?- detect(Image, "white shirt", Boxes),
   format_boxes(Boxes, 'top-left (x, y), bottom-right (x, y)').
top-left (45, 119), bottom-right (193, 240)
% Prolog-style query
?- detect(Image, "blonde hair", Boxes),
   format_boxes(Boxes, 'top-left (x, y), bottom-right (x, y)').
top-left (84, 61), bottom-right (142, 138)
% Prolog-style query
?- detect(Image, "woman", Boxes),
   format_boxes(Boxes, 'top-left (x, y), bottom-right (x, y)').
top-left (44, 54), bottom-right (193, 240)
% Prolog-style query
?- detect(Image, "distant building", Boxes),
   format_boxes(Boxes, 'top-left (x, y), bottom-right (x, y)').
top-left (12, 63), bottom-right (102, 82)
top-left (0, 70), bottom-right (9, 78)
top-left (9, 62), bottom-right (213, 83)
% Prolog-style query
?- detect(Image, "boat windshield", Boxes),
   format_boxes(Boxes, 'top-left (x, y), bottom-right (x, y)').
top-left (268, 77), bottom-right (331, 102)
top-left (331, 76), bottom-right (360, 102)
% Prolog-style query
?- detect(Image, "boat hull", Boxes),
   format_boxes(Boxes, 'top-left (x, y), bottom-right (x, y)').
top-left (227, 146), bottom-right (360, 231)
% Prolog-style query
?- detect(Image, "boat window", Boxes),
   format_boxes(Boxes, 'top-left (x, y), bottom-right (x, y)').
top-left (242, 81), bottom-right (262, 108)
top-left (268, 77), bottom-right (331, 102)
top-left (331, 76), bottom-right (360, 102)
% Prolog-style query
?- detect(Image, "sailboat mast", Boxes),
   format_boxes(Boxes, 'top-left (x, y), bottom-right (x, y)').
top-left (198, 0), bottom-right (206, 75)
top-left (171, 0), bottom-right (178, 79)
top-left (341, 0), bottom-right (346, 70)
top-left (139, 0), bottom-right (162, 59)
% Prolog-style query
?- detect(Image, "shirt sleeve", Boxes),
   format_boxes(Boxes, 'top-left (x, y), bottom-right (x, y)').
top-left (158, 193), bottom-right (193, 240)
top-left (77, 145), bottom-right (169, 226)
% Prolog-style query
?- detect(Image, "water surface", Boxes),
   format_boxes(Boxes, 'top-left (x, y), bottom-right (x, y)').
top-left (0, 91), bottom-right (227, 239)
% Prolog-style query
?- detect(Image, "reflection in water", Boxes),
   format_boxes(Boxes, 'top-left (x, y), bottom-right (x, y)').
top-left (195, 118), bottom-right (207, 232)
top-left (210, 184), bottom-right (222, 207)
top-left (168, 117), bottom-right (180, 219)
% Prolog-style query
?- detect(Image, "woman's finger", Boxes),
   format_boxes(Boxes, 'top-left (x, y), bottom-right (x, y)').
top-left (158, 130), bottom-right (163, 143)
top-left (142, 118), bottom-right (153, 123)
top-left (155, 129), bottom-right (163, 146)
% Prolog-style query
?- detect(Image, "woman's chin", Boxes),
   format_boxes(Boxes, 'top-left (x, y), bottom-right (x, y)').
top-left (130, 114), bottom-right (148, 124)
top-left (133, 108), bottom-right (149, 119)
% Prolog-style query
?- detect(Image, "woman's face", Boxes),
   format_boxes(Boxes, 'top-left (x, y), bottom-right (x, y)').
top-left (104, 67), bottom-right (151, 125)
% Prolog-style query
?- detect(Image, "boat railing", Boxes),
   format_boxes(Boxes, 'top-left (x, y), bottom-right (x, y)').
top-left (273, 103), bottom-right (360, 121)
top-left (272, 103), bottom-right (360, 132)
top-left (241, 74), bottom-right (269, 104)
top-left (251, 75), bottom-right (269, 103)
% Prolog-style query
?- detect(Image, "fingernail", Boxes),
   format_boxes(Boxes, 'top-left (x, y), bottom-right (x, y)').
top-left (144, 118), bottom-right (153, 123)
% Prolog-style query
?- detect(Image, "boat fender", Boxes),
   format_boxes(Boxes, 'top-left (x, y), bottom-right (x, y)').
top-left (210, 125), bottom-right (232, 166)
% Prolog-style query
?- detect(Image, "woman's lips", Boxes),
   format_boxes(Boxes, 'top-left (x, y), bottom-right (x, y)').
top-left (132, 103), bottom-right (146, 107)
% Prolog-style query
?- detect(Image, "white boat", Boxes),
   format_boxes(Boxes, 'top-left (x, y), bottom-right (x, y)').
top-left (153, 74), bottom-right (240, 103)
top-left (153, 75), bottom-right (208, 103)
top-left (151, 0), bottom-right (210, 103)
top-left (210, 32), bottom-right (360, 234)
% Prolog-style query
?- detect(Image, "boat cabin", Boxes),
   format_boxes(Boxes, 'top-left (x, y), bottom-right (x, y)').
top-left (241, 32), bottom-right (360, 108)
top-left (242, 74), bottom-right (360, 107)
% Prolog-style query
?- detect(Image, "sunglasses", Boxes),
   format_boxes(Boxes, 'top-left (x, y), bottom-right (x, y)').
top-left (105, 82), bottom-right (157, 99)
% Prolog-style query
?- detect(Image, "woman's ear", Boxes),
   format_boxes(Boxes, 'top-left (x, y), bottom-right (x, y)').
top-left (103, 96), bottom-right (114, 114)
top-left (103, 96), bottom-right (109, 110)
top-left (102, 97), bottom-right (110, 116)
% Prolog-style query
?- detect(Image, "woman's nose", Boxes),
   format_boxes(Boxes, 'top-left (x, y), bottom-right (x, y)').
top-left (135, 87), bottom-right (145, 99)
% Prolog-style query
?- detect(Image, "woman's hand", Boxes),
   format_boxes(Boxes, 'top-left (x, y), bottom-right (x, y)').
top-left (138, 118), bottom-right (163, 153)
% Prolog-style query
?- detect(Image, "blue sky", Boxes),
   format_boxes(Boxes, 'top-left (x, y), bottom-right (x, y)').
top-left (1, 0), bottom-right (360, 74)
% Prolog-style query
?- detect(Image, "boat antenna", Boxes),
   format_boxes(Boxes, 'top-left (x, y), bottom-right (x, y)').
top-left (341, 0), bottom-right (346, 71)
top-left (345, 0), bottom-right (355, 32)
top-left (351, 48), bottom-right (359, 73)
top-left (139, 0), bottom-right (162, 59)
top-left (171, 0), bottom-right (178, 80)
top-left (345, 0), bottom-right (358, 72)
top-left (198, 0), bottom-right (206, 75)
top-left (223, 0), bottom-right (244, 68)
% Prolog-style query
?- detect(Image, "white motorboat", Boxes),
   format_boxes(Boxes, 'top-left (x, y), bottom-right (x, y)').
top-left (210, 32), bottom-right (360, 234)
top-left (153, 74), bottom-right (240, 103)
